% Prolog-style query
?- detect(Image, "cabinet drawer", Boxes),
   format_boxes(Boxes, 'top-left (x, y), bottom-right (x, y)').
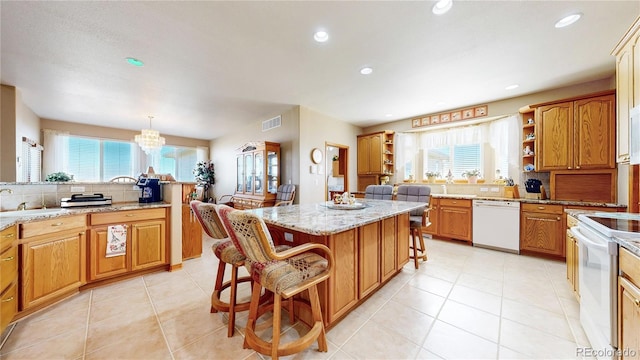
top-left (439, 198), bottom-right (471, 208)
top-left (20, 215), bottom-right (86, 238)
top-left (567, 214), bottom-right (579, 228)
top-left (0, 282), bottom-right (17, 332)
top-left (620, 247), bottom-right (640, 286)
top-left (0, 246), bottom-right (17, 291)
top-left (521, 203), bottom-right (564, 214)
top-left (90, 208), bottom-right (166, 226)
top-left (0, 226), bottom-right (17, 253)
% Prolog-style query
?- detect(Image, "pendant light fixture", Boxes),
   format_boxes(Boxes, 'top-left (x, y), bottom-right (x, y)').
top-left (135, 116), bottom-right (165, 154)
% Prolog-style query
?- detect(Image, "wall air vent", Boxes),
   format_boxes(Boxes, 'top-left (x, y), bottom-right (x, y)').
top-left (262, 115), bottom-right (282, 132)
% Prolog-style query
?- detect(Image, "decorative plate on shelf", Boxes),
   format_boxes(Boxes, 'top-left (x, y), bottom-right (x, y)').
top-left (324, 202), bottom-right (368, 210)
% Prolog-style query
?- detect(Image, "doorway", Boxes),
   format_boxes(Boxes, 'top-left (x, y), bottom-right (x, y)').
top-left (325, 142), bottom-right (349, 201)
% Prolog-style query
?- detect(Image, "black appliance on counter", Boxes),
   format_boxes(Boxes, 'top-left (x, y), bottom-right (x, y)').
top-left (61, 193), bottom-right (112, 208)
top-left (137, 177), bottom-right (162, 203)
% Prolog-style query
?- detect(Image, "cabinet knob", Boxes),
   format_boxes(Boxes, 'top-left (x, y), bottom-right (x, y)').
top-left (2, 256), bottom-right (14, 262)
top-left (635, 298), bottom-right (640, 308)
top-left (556, 217), bottom-right (561, 221)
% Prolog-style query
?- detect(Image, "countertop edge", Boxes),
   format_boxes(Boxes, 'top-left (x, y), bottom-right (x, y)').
top-left (431, 194), bottom-right (626, 208)
top-left (0, 202), bottom-right (170, 231)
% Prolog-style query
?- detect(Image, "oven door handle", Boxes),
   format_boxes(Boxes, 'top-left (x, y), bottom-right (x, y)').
top-left (571, 226), bottom-right (608, 251)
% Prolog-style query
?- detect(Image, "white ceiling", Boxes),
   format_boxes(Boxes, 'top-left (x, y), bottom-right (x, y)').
top-left (1, 1), bottom-right (639, 141)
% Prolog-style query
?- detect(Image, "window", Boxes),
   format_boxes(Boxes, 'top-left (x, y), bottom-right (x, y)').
top-left (19, 137), bottom-right (43, 182)
top-left (43, 132), bottom-right (204, 182)
top-left (424, 144), bottom-right (481, 178)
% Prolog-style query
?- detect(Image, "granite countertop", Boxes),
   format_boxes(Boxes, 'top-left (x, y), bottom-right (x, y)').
top-left (246, 199), bottom-right (425, 236)
top-left (0, 202), bottom-right (170, 231)
top-left (431, 194), bottom-right (627, 208)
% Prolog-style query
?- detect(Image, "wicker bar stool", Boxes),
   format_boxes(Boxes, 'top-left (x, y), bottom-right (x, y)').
top-left (190, 200), bottom-right (252, 337)
top-left (217, 204), bottom-right (333, 359)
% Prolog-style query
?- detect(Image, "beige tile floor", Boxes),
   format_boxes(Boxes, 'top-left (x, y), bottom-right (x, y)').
top-left (0, 236), bottom-right (591, 360)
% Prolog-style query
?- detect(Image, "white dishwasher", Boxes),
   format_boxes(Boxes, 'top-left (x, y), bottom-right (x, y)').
top-left (472, 199), bottom-right (520, 253)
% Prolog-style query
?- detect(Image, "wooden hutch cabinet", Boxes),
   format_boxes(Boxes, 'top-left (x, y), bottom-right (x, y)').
top-left (357, 131), bottom-right (394, 191)
top-left (233, 141), bottom-right (280, 209)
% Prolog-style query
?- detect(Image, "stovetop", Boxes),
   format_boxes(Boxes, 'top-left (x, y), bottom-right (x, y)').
top-left (580, 213), bottom-right (640, 239)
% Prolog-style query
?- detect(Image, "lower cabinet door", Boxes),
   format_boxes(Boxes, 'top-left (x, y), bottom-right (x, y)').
top-left (396, 213), bottom-right (410, 270)
top-left (1, 283), bottom-right (17, 332)
top-left (359, 222), bottom-right (380, 298)
top-left (89, 227), bottom-right (130, 281)
top-left (21, 230), bottom-right (86, 309)
top-left (131, 220), bottom-right (166, 271)
top-left (381, 217), bottom-right (397, 282)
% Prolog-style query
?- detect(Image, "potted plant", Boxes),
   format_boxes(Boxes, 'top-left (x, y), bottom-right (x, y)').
top-left (332, 155), bottom-right (341, 176)
top-left (462, 169), bottom-right (481, 184)
top-left (193, 160), bottom-right (215, 200)
top-left (424, 171), bottom-right (440, 183)
top-left (45, 172), bottom-right (73, 182)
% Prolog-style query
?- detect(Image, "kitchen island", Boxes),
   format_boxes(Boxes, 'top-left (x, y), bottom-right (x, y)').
top-left (247, 199), bottom-right (425, 328)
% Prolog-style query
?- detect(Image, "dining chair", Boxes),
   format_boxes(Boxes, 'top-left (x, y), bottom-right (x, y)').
top-left (217, 204), bottom-right (333, 359)
top-left (396, 185), bottom-right (431, 269)
top-left (364, 184), bottom-right (393, 200)
top-left (274, 184), bottom-right (296, 206)
top-left (189, 200), bottom-right (251, 337)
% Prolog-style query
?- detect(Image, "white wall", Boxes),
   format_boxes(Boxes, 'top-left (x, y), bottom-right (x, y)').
top-left (298, 106), bottom-right (361, 204)
top-left (16, 88), bottom-right (41, 180)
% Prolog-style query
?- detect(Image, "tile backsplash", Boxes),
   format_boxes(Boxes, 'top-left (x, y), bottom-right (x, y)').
top-left (0, 183), bottom-right (142, 211)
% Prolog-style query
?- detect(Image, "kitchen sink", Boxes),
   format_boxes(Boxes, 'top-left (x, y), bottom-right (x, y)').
top-left (0, 208), bottom-right (65, 218)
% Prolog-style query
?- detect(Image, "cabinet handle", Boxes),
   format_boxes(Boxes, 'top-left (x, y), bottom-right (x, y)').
top-left (567, 167), bottom-right (572, 169)
top-left (2, 233), bottom-right (14, 238)
top-left (537, 206), bottom-right (545, 210)
top-left (2, 256), bottom-right (14, 261)
top-left (51, 222), bottom-right (63, 227)
top-left (125, 214), bottom-right (135, 217)
top-left (576, 166), bottom-right (580, 169)
top-left (79, 231), bottom-right (85, 235)
top-left (557, 217), bottom-right (561, 221)
top-left (635, 298), bottom-right (640, 307)
top-left (1, 296), bottom-right (14, 303)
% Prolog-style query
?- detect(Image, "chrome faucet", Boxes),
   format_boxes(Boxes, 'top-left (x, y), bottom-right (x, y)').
top-left (441, 184), bottom-right (447, 194)
top-left (0, 188), bottom-right (13, 195)
top-left (17, 202), bottom-right (27, 211)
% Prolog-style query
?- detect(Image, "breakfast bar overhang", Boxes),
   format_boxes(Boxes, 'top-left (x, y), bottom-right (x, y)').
top-left (247, 199), bottom-right (425, 329)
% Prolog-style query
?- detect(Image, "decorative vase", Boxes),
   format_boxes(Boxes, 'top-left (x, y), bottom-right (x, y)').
top-left (427, 176), bottom-right (436, 183)
top-left (468, 175), bottom-right (478, 184)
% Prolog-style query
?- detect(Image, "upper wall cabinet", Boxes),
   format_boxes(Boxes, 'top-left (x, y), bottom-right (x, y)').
top-left (356, 131), bottom-right (394, 191)
top-left (534, 91), bottom-right (615, 172)
top-left (612, 16), bottom-right (640, 163)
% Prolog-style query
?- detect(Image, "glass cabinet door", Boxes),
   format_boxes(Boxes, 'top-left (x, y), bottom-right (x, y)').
top-left (254, 152), bottom-right (264, 195)
top-left (267, 150), bottom-right (278, 194)
top-left (244, 154), bottom-right (253, 193)
top-left (236, 155), bottom-right (243, 193)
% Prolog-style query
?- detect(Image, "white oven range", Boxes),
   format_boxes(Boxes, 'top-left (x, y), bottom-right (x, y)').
top-left (570, 212), bottom-right (640, 359)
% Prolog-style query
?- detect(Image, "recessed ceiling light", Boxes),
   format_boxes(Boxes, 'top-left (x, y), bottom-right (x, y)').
top-left (505, 84), bottom-right (519, 90)
top-left (432, 0), bottom-right (453, 15)
top-left (126, 57), bottom-right (144, 67)
top-left (360, 67), bottom-right (373, 75)
top-left (555, 13), bottom-right (582, 28)
top-left (313, 31), bottom-right (329, 43)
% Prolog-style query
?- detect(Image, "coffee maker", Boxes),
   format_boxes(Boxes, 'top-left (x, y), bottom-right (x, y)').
top-left (137, 176), bottom-right (162, 203)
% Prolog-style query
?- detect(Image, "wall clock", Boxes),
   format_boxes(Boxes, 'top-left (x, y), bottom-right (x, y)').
top-left (311, 148), bottom-right (323, 164)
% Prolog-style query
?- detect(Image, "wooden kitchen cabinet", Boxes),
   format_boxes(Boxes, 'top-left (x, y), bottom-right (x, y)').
top-left (358, 222), bottom-right (380, 298)
top-left (357, 131), bottom-right (394, 191)
top-left (438, 198), bottom-right (472, 243)
top-left (612, 16), bottom-right (640, 163)
top-left (535, 92), bottom-right (615, 171)
top-left (618, 247), bottom-right (640, 359)
top-left (88, 208), bottom-right (167, 282)
top-left (0, 225), bottom-right (17, 333)
top-left (396, 213), bottom-right (410, 270)
top-left (520, 203), bottom-right (564, 257)
top-left (19, 215), bottom-right (87, 310)
top-left (565, 214), bottom-right (579, 299)
top-left (521, 109), bottom-right (536, 172)
top-left (182, 204), bottom-right (202, 260)
top-left (424, 198), bottom-right (439, 236)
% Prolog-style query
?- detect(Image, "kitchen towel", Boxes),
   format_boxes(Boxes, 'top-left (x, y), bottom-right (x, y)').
top-left (106, 224), bottom-right (127, 257)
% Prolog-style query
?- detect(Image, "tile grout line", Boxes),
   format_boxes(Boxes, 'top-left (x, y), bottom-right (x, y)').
top-left (82, 290), bottom-right (93, 360)
top-left (142, 275), bottom-right (176, 360)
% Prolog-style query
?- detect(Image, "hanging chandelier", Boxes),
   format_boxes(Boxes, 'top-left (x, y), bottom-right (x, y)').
top-left (135, 116), bottom-right (165, 154)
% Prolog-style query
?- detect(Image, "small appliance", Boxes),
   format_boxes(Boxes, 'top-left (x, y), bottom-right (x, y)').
top-left (137, 177), bottom-right (162, 203)
top-left (61, 193), bottom-right (112, 208)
